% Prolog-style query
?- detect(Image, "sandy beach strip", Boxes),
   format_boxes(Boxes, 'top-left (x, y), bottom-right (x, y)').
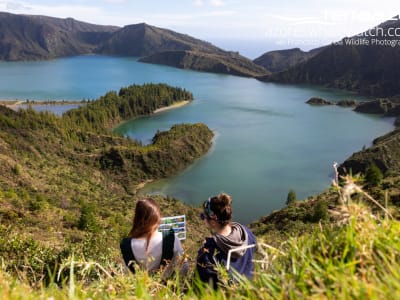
top-left (0, 100), bottom-right (24, 111)
top-left (153, 100), bottom-right (191, 114)
top-left (0, 99), bottom-right (86, 111)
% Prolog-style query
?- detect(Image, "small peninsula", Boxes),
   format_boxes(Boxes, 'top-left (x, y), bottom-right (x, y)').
top-left (0, 83), bottom-right (213, 254)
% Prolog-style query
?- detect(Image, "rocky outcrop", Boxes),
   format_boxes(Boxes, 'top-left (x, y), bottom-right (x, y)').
top-left (395, 116), bottom-right (400, 127)
top-left (337, 100), bottom-right (358, 107)
top-left (306, 97), bottom-right (335, 105)
top-left (354, 99), bottom-right (398, 114)
top-left (386, 105), bottom-right (400, 117)
top-left (306, 98), bottom-right (358, 107)
top-left (340, 129), bottom-right (400, 174)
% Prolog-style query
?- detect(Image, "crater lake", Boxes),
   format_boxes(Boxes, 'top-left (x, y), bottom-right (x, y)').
top-left (0, 55), bottom-right (394, 224)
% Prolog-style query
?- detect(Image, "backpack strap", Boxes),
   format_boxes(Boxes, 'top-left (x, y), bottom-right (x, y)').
top-left (160, 229), bottom-right (175, 266)
top-left (120, 238), bottom-right (136, 274)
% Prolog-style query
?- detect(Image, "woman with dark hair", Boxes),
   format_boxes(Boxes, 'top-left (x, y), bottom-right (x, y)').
top-left (120, 198), bottom-right (185, 274)
top-left (196, 193), bottom-right (257, 288)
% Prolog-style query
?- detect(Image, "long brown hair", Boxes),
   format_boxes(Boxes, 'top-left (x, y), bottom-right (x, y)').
top-left (128, 198), bottom-right (161, 251)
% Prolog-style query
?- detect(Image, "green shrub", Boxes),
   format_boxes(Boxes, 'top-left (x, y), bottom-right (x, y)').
top-left (286, 189), bottom-right (297, 205)
top-left (311, 200), bottom-right (328, 222)
top-left (29, 195), bottom-right (48, 211)
top-left (4, 189), bottom-right (18, 200)
top-left (12, 163), bottom-right (22, 175)
top-left (78, 203), bottom-right (99, 232)
top-left (0, 226), bottom-right (61, 283)
top-left (365, 163), bottom-right (383, 187)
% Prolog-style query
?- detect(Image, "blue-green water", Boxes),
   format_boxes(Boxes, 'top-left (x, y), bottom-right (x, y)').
top-left (0, 55), bottom-right (394, 224)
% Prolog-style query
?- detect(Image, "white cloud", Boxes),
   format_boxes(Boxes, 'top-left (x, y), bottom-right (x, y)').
top-left (0, 1), bottom-right (133, 25)
top-left (194, 0), bottom-right (225, 8)
top-left (4, 1), bottom-right (31, 11)
top-left (194, 0), bottom-right (204, 6)
top-left (102, 0), bottom-right (127, 4)
top-left (202, 10), bottom-right (235, 17)
top-left (140, 10), bottom-right (236, 27)
top-left (209, 0), bottom-right (224, 7)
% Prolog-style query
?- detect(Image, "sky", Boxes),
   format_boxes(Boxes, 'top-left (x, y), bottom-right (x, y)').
top-left (0, 0), bottom-right (399, 58)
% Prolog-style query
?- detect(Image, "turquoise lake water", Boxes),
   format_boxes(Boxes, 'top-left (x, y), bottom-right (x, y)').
top-left (0, 55), bottom-right (395, 224)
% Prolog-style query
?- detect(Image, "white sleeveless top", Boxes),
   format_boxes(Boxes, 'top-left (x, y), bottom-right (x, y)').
top-left (130, 231), bottom-right (184, 271)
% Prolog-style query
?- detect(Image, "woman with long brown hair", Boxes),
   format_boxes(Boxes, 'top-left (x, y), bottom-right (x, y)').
top-left (120, 198), bottom-right (184, 273)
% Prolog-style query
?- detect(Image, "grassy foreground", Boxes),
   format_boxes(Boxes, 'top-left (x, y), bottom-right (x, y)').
top-left (1, 200), bottom-right (399, 299)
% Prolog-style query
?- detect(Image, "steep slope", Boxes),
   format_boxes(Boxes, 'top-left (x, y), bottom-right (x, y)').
top-left (262, 19), bottom-right (400, 97)
top-left (139, 50), bottom-right (268, 77)
top-left (98, 23), bottom-right (268, 77)
top-left (0, 12), bottom-right (118, 60)
top-left (96, 23), bottom-right (223, 56)
top-left (0, 86), bottom-right (213, 296)
top-left (253, 47), bottom-right (323, 72)
top-left (340, 129), bottom-right (400, 175)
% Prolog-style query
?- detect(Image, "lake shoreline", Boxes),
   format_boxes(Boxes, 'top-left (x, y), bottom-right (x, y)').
top-left (112, 99), bottom-right (192, 133)
top-left (1, 99), bottom-right (191, 115)
top-left (134, 180), bottom-right (154, 195)
top-left (0, 99), bottom-right (86, 111)
top-left (153, 100), bottom-right (191, 114)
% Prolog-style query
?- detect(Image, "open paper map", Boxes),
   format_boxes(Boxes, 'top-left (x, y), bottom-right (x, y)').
top-left (158, 215), bottom-right (186, 240)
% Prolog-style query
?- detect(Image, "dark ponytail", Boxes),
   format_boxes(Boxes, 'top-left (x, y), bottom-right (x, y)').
top-left (209, 193), bottom-right (232, 226)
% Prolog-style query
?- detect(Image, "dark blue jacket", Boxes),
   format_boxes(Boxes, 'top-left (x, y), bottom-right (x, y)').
top-left (196, 225), bottom-right (256, 289)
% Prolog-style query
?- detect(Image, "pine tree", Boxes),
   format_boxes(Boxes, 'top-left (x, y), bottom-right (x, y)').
top-left (286, 189), bottom-right (297, 206)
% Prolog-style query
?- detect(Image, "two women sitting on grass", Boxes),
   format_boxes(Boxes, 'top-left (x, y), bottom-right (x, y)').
top-left (120, 194), bottom-right (256, 288)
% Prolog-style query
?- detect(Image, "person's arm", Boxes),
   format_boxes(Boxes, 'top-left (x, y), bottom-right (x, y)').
top-left (174, 237), bottom-right (189, 277)
top-left (196, 237), bottom-right (219, 289)
top-left (162, 236), bottom-right (188, 279)
top-left (120, 238), bottom-right (136, 274)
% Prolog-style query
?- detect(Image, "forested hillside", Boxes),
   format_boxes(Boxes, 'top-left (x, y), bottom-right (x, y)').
top-left (0, 84), bottom-right (213, 292)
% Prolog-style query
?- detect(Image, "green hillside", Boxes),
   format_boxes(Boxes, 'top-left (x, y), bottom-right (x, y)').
top-left (2, 85), bottom-right (400, 298)
top-left (0, 84), bottom-right (213, 293)
top-left (2, 106), bottom-right (400, 299)
top-left (0, 12), bottom-right (117, 60)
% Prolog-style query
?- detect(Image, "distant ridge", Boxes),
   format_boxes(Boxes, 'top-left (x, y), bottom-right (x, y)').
top-left (253, 47), bottom-right (323, 73)
top-left (0, 12), bottom-right (118, 60)
top-left (96, 22), bottom-right (223, 57)
top-left (259, 19), bottom-right (400, 97)
top-left (0, 12), bottom-right (268, 77)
